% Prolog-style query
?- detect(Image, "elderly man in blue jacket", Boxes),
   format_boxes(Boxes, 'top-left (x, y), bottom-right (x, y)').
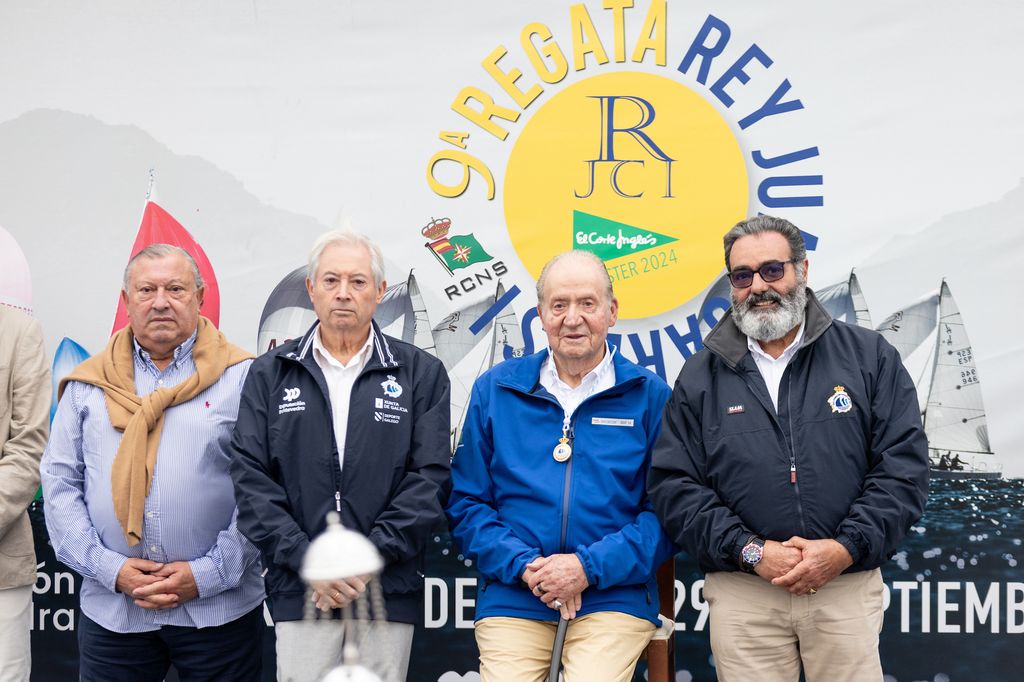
top-left (447, 250), bottom-right (676, 682)
top-left (649, 215), bottom-right (929, 681)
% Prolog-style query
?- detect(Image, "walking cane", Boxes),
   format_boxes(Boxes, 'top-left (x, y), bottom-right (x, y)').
top-left (547, 616), bottom-right (568, 682)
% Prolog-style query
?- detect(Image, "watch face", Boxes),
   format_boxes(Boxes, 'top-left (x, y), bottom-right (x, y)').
top-left (742, 543), bottom-right (763, 565)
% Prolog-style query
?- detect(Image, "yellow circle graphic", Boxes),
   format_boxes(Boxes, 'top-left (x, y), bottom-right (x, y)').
top-left (504, 71), bottom-right (748, 319)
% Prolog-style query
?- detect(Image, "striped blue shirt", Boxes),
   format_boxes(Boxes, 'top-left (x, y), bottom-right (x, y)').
top-left (41, 332), bottom-right (265, 633)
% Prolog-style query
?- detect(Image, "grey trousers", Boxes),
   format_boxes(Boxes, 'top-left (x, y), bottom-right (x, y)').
top-left (274, 618), bottom-right (414, 682)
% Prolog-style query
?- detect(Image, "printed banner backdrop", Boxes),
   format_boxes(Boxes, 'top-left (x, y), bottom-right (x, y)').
top-left (2, 1), bottom-right (1022, 680)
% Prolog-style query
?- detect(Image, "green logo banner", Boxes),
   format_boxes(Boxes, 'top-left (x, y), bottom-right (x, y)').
top-left (572, 210), bottom-right (678, 262)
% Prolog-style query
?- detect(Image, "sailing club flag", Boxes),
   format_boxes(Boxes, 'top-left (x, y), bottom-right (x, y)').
top-left (427, 233), bottom-right (492, 272)
top-left (111, 199), bottom-right (221, 334)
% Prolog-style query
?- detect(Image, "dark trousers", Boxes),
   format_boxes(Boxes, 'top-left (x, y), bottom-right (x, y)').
top-left (78, 605), bottom-right (264, 682)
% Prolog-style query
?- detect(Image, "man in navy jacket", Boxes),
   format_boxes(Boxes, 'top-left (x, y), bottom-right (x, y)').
top-left (230, 231), bottom-right (451, 682)
top-left (447, 251), bottom-right (675, 681)
top-left (649, 215), bottom-right (929, 681)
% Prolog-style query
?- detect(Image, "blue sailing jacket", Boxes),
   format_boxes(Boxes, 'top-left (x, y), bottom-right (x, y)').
top-left (446, 348), bottom-right (676, 625)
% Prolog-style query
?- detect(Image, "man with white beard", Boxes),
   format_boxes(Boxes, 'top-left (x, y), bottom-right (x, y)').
top-left (648, 215), bottom-right (929, 682)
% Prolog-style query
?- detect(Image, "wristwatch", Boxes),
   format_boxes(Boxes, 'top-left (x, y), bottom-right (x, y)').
top-left (740, 535), bottom-right (765, 574)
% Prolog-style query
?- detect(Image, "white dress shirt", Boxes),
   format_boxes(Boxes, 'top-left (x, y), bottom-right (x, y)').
top-left (312, 327), bottom-right (375, 473)
top-left (540, 343), bottom-right (617, 420)
top-left (747, 324), bottom-right (805, 412)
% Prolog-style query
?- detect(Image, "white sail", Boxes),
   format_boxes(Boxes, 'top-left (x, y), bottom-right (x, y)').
top-left (375, 277), bottom-right (414, 338)
top-left (407, 274), bottom-right (436, 354)
top-left (924, 281), bottom-right (995, 464)
top-left (817, 272), bottom-right (855, 324)
top-left (817, 270), bottom-right (872, 328)
top-left (876, 290), bottom-right (940, 360)
top-left (376, 272), bottom-right (437, 355)
top-left (431, 292), bottom-right (496, 372)
top-left (848, 271), bottom-right (873, 329)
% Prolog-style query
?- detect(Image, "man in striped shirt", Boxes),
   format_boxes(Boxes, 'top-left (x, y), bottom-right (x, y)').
top-left (41, 245), bottom-right (265, 682)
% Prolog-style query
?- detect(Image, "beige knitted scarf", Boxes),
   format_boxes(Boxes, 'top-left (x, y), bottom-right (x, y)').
top-left (59, 317), bottom-right (252, 546)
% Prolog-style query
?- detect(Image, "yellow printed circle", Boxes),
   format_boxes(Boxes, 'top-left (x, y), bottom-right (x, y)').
top-left (504, 71), bottom-right (748, 319)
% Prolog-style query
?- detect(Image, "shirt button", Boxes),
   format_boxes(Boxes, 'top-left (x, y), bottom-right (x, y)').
top-left (146, 511), bottom-right (155, 519)
top-left (150, 545), bottom-right (159, 552)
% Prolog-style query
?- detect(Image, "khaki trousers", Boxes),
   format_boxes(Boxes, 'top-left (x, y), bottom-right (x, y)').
top-left (704, 569), bottom-right (884, 682)
top-left (475, 612), bottom-right (655, 682)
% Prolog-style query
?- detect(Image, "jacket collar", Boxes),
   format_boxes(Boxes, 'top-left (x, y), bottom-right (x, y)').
top-left (498, 344), bottom-right (649, 394)
top-left (703, 288), bottom-right (833, 369)
top-left (287, 319), bottom-right (400, 371)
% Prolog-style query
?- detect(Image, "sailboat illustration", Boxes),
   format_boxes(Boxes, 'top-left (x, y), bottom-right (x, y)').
top-left (431, 282), bottom-right (525, 450)
top-left (877, 280), bottom-right (998, 479)
top-left (816, 269), bottom-right (873, 329)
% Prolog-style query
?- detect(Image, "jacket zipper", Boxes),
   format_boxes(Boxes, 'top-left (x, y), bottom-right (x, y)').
top-left (738, 364), bottom-right (809, 537)
top-left (512, 377), bottom-right (644, 555)
top-left (559, 420), bottom-right (575, 552)
top-left (784, 371), bottom-right (809, 538)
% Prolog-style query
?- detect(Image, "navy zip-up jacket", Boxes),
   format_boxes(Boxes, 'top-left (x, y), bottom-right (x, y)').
top-left (648, 290), bottom-right (929, 574)
top-left (229, 320), bottom-right (451, 623)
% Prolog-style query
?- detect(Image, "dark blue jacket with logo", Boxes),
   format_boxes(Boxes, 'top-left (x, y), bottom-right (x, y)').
top-left (648, 290), bottom-right (929, 573)
top-left (229, 321), bottom-right (451, 623)
top-left (446, 348), bottom-right (676, 626)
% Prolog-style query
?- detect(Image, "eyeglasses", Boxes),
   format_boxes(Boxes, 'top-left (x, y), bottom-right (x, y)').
top-left (727, 260), bottom-right (795, 288)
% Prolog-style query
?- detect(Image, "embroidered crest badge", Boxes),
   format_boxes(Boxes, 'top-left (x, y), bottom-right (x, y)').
top-left (827, 385), bottom-right (852, 414)
top-left (380, 375), bottom-right (403, 398)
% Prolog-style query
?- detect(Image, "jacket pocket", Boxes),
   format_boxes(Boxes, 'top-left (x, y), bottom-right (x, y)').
top-left (0, 513), bottom-right (34, 559)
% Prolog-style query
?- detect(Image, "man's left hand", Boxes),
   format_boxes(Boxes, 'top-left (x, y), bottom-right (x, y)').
top-left (771, 537), bottom-right (853, 595)
top-left (526, 553), bottom-right (589, 602)
top-left (310, 576), bottom-right (369, 611)
top-left (132, 561), bottom-right (200, 608)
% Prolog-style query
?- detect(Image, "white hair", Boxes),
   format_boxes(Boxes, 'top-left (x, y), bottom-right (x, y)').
top-left (307, 230), bottom-right (385, 285)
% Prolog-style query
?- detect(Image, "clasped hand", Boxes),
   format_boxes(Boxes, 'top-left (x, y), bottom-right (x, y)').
top-left (310, 576), bottom-right (371, 611)
top-left (758, 537), bottom-right (853, 595)
top-left (116, 558), bottom-right (199, 610)
top-left (522, 553), bottom-right (589, 620)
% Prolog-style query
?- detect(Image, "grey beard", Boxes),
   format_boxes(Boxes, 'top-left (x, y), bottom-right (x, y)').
top-left (732, 281), bottom-right (807, 342)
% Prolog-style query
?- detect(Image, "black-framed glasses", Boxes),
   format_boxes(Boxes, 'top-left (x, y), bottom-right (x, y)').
top-left (727, 260), bottom-right (795, 288)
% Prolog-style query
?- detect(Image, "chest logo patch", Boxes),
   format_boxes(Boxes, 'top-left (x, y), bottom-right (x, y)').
top-left (727, 405), bottom-right (745, 415)
top-left (381, 375), bottom-right (403, 399)
top-left (827, 385), bottom-right (852, 414)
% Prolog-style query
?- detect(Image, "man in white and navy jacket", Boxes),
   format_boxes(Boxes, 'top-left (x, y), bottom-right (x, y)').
top-left (230, 230), bottom-right (451, 682)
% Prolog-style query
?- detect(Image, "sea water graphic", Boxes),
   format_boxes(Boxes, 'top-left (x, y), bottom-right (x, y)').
top-left (878, 478), bottom-right (1024, 682)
